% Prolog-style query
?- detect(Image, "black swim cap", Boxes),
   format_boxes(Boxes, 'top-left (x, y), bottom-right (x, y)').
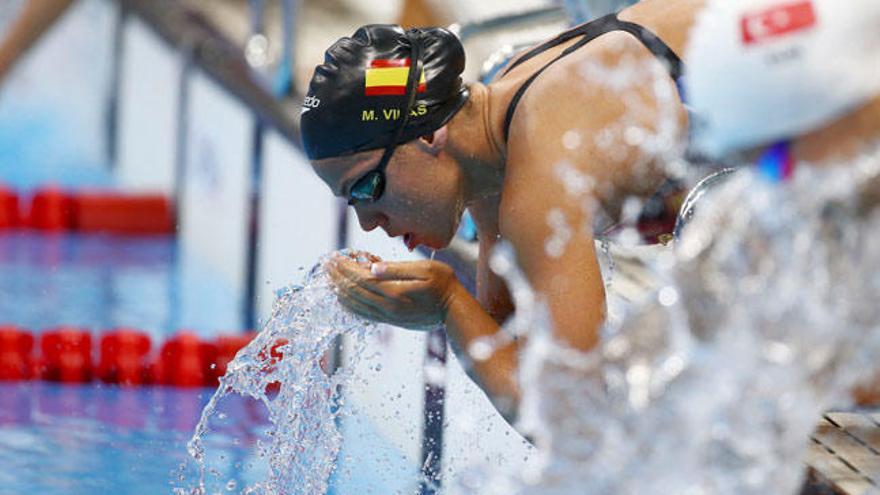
top-left (300, 25), bottom-right (469, 160)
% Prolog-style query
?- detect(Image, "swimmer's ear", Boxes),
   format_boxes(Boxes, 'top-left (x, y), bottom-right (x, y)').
top-left (416, 125), bottom-right (448, 156)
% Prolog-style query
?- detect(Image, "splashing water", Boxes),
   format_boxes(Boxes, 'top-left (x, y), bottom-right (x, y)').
top-left (460, 148), bottom-right (880, 494)
top-left (452, 41), bottom-right (880, 494)
top-left (178, 254), bottom-right (376, 495)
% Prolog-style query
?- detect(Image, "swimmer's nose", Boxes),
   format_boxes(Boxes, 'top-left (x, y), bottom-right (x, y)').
top-left (355, 209), bottom-right (387, 233)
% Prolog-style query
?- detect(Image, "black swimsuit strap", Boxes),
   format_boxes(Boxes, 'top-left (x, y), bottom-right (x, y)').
top-left (501, 13), bottom-right (683, 142)
top-left (498, 13), bottom-right (620, 78)
top-left (613, 18), bottom-right (683, 79)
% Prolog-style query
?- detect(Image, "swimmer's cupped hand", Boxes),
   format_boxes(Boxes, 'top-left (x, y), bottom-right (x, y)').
top-left (326, 256), bottom-right (460, 331)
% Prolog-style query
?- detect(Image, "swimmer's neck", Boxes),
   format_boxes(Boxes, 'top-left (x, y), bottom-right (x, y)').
top-left (445, 83), bottom-right (507, 206)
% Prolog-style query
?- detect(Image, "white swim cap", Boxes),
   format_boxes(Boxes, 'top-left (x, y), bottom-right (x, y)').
top-left (685, 0), bottom-right (880, 157)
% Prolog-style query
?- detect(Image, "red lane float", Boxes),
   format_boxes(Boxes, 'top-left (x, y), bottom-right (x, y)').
top-left (39, 327), bottom-right (93, 383)
top-left (0, 186), bottom-right (19, 229)
top-left (0, 185), bottom-right (175, 234)
top-left (157, 332), bottom-right (218, 388)
top-left (72, 192), bottom-right (175, 235)
top-left (0, 326), bottom-right (33, 380)
top-left (27, 187), bottom-right (75, 231)
top-left (1, 328), bottom-right (256, 387)
top-left (98, 329), bottom-right (152, 386)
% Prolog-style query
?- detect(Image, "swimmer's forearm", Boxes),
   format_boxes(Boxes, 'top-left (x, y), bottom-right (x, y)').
top-left (444, 282), bottom-right (520, 420)
top-left (0, 0), bottom-right (75, 81)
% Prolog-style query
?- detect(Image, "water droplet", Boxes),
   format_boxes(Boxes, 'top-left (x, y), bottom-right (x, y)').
top-left (657, 286), bottom-right (679, 306)
top-left (468, 337), bottom-right (494, 361)
top-left (562, 130), bottom-right (582, 150)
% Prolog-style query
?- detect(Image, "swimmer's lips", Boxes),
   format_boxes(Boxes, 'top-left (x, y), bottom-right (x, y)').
top-left (404, 232), bottom-right (417, 252)
top-left (402, 232), bottom-right (443, 252)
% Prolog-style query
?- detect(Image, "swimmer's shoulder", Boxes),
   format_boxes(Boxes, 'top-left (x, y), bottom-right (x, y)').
top-left (503, 31), bottom-right (666, 148)
top-left (617, 0), bottom-right (706, 57)
top-left (500, 35), bottom-right (682, 208)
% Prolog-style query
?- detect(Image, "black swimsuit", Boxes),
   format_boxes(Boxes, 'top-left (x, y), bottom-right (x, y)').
top-left (498, 12), bottom-right (686, 241)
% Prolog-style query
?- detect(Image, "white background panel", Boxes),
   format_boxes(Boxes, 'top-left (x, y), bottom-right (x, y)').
top-left (0, 0), bottom-right (115, 188)
top-left (178, 70), bottom-right (253, 331)
top-left (343, 325), bottom-right (425, 472)
top-left (442, 346), bottom-right (537, 485)
top-left (332, 404), bottom-right (421, 494)
top-left (116, 17), bottom-right (180, 194)
top-left (341, 211), bottom-right (428, 465)
top-left (255, 130), bottom-right (338, 323)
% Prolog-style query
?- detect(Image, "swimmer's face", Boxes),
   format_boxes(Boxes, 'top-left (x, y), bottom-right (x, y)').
top-left (311, 138), bottom-right (465, 250)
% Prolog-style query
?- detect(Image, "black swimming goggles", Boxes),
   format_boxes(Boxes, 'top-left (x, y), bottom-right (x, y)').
top-left (347, 31), bottom-right (424, 206)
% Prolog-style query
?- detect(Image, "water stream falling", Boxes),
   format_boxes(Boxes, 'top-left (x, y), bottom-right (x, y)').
top-left (177, 253), bottom-right (376, 495)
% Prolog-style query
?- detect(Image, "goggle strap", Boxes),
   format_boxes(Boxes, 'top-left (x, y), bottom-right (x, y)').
top-left (377, 30), bottom-right (424, 174)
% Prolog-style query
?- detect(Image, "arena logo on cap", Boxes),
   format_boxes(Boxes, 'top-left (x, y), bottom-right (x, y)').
top-left (740, 0), bottom-right (817, 45)
top-left (364, 59), bottom-right (426, 96)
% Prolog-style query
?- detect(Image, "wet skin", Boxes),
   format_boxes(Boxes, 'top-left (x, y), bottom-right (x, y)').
top-left (312, 0), bottom-right (706, 420)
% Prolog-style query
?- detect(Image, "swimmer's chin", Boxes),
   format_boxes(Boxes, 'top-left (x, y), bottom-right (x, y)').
top-left (430, 214), bottom-right (464, 250)
top-left (406, 211), bottom-right (463, 251)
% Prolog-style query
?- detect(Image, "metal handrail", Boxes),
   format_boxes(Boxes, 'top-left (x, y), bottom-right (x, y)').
top-left (117, 0), bottom-right (300, 146)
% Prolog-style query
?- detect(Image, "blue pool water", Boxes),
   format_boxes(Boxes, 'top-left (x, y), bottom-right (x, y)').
top-left (0, 228), bottom-right (262, 493)
top-left (0, 383), bottom-right (258, 495)
top-left (0, 233), bottom-right (176, 338)
top-left (0, 382), bottom-right (419, 494)
top-left (0, 231), bottom-right (246, 340)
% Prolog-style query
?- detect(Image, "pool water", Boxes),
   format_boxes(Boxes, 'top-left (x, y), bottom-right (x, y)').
top-left (0, 232), bottom-right (176, 338)
top-left (0, 383), bottom-right (267, 495)
top-left (0, 231), bottom-right (245, 340)
top-left (0, 383), bottom-right (423, 494)
top-left (0, 228), bottom-right (265, 493)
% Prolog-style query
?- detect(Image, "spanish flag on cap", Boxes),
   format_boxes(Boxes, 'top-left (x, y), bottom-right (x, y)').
top-left (365, 59), bottom-right (427, 96)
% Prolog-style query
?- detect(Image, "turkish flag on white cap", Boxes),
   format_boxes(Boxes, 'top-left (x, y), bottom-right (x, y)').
top-left (685, 0), bottom-right (880, 157)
